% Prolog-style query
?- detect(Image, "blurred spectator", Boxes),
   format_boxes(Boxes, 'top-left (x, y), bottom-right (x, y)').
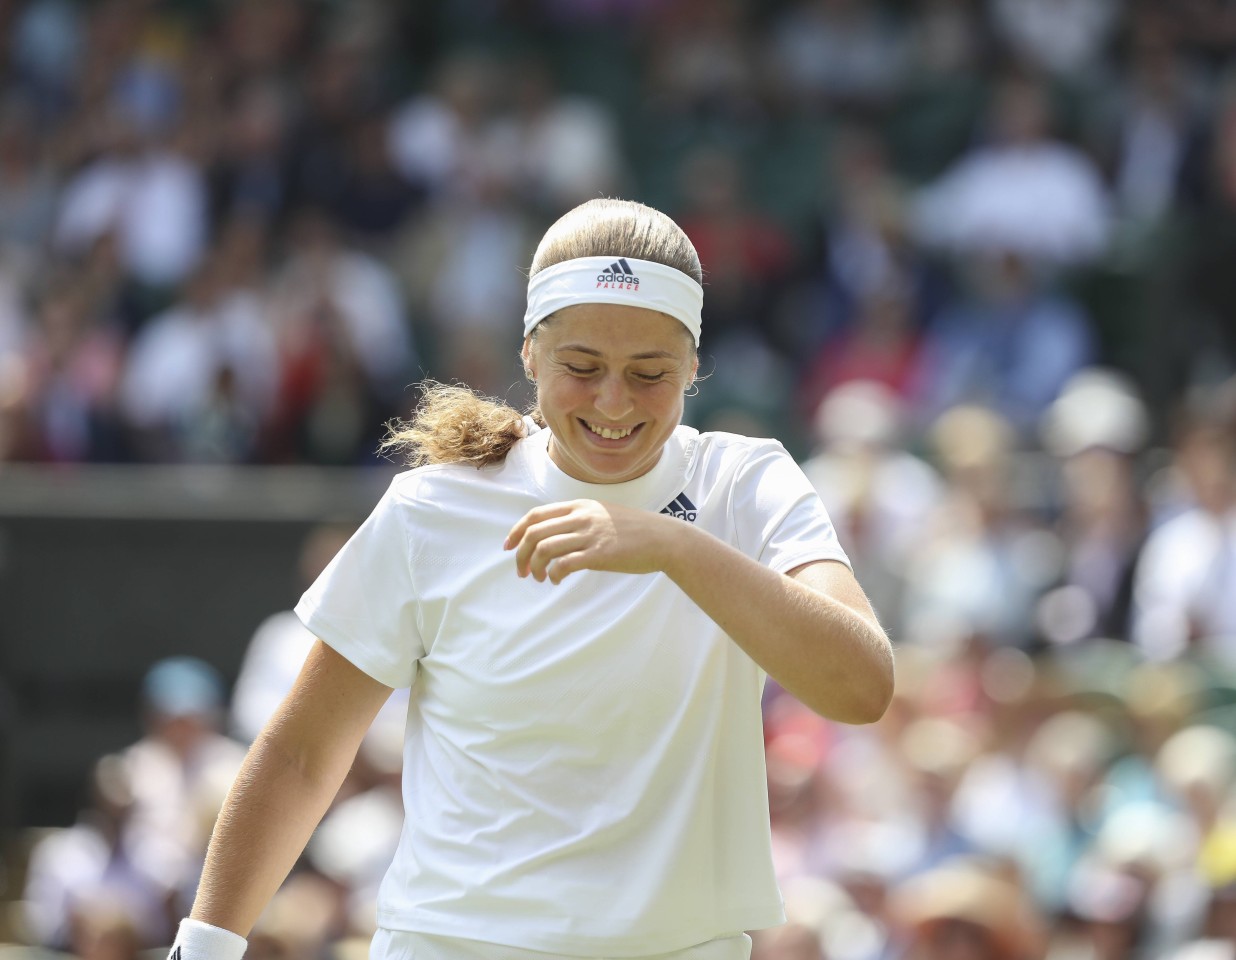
top-left (71, 899), bottom-right (144, 960)
top-left (913, 72), bottom-right (1112, 266)
top-left (908, 251), bottom-right (1095, 433)
top-left (1133, 401), bottom-right (1236, 661)
top-left (266, 208), bottom-right (413, 463)
top-left (1161, 0), bottom-right (1236, 67)
top-left (799, 381), bottom-right (944, 636)
top-left (896, 717), bottom-right (983, 876)
top-left (288, 20), bottom-right (392, 216)
top-left (989, 0), bottom-right (1119, 81)
top-left (396, 186), bottom-right (537, 401)
top-left (231, 521), bottom-right (407, 751)
top-left (22, 755), bottom-right (171, 950)
top-left (0, 249), bottom-right (31, 370)
top-left (387, 50), bottom-right (501, 201)
top-left (1036, 369), bottom-right (1151, 645)
top-left (763, 692), bottom-right (834, 884)
top-left (892, 0), bottom-right (990, 183)
top-left (1016, 710), bottom-right (1122, 909)
top-left (676, 144), bottom-right (796, 351)
top-left (119, 247), bottom-right (277, 462)
top-left (901, 405), bottom-right (1062, 651)
top-left (215, 0), bottom-right (307, 81)
top-left (122, 657), bottom-right (245, 914)
top-left (54, 107), bottom-right (209, 291)
top-left (270, 209), bottom-right (412, 398)
top-left (231, 524), bottom-right (353, 742)
top-left (762, 874), bottom-right (886, 960)
top-left (766, 0), bottom-right (908, 114)
top-left (644, 0), bottom-right (763, 128)
top-left (8, 0), bottom-right (83, 117)
top-left (245, 873), bottom-right (346, 960)
top-left (810, 125), bottom-right (912, 328)
top-left (1049, 857), bottom-right (1152, 960)
top-left (0, 100), bottom-right (61, 251)
top-left (906, 0), bottom-right (987, 82)
top-left (888, 856), bottom-right (1045, 960)
top-left (798, 286), bottom-right (923, 416)
top-left (209, 80), bottom-right (293, 227)
top-left (794, 124), bottom-right (945, 373)
top-left (10, 279), bottom-right (126, 462)
top-left (486, 55), bottom-right (625, 214)
top-left (1187, 77), bottom-right (1236, 372)
top-left (1090, 6), bottom-right (1210, 227)
top-left (327, 110), bottom-right (423, 242)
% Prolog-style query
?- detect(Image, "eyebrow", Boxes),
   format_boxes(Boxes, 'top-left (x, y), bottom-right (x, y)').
top-left (555, 345), bottom-right (682, 361)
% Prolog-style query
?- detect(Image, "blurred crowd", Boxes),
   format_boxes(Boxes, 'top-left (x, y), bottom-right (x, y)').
top-left (8, 0), bottom-right (1236, 957)
top-left (3, 0), bottom-right (1236, 466)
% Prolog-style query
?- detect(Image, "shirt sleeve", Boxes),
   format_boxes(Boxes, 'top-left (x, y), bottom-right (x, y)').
top-left (294, 481), bottom-right (425, 688)
top-left (730, 441), bottom-right (851, 575)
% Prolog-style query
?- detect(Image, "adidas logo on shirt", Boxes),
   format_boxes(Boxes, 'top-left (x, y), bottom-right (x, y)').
top-left (661, 493), bottom-right (697, 522)
top-left (596, 258), bottom-right (640, 290)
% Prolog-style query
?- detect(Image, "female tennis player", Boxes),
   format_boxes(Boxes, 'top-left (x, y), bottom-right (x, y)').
top-left (170, 199), bottom-right (894, 960)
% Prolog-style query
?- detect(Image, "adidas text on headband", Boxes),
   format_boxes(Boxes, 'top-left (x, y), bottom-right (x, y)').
top-left (523, 256), bottom-right (704, 346)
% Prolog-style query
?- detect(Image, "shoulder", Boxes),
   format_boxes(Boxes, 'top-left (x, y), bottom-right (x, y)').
top-left (379, 456), bottom-right (526, 529)
top-left (687, 428), bottom-right (793, 467)
top-left (387, 458), bottom-right (509, 502)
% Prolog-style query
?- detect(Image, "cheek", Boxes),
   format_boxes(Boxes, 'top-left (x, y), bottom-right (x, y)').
top-left (537, 374), bottom-right (585, 413)
top-left (655, 381), bottom-right (688, 413)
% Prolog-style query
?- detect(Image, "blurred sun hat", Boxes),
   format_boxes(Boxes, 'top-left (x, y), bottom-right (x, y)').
top-left (813, 380), bottom-right (904, 448)
top-left (890, 857), bottom-right (1043, 959)
top-left (142, 656), bottom-right (225, 717)
top-left (1040, 368), bottom-right (1148, 457)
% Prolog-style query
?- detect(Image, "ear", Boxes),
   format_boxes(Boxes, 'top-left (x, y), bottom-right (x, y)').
top-left (521, 338), bottom-right (536, 381)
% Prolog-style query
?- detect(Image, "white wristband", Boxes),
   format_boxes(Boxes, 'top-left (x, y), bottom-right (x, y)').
top-left (168, 918), bottom-right (248, 960)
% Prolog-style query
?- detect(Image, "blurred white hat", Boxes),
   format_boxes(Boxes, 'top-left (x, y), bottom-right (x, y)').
top-left (814, 380), bottom-right (904, 448)
top-left (1040, 367), bottom-right (1149, 457)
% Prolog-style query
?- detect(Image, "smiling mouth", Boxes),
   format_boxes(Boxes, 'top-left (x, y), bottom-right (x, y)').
top-left (582, 419), bottom-right (639, 440)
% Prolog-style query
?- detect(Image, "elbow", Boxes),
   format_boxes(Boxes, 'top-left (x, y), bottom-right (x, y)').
top-left (813, 654), bottom-right (896, 725)
top-left (821, 682), bottom-right (893, 725)
top-left (855, 647), bottom-right (897, 724)
top-left (846, 674), bottom-right (895, 725)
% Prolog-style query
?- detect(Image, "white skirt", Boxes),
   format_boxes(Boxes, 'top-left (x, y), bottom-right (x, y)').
top-left (370, 928), bottom-right (753, 960)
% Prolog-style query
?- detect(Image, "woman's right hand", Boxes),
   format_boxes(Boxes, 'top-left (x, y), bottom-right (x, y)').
top-left (504, 499), bottom-right (687, 584)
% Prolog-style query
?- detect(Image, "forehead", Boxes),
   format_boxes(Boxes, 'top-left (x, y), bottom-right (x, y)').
top-left (536, 303), bottom-right (694, 356)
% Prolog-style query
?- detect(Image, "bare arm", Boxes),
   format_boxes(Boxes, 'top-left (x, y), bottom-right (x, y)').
top-left (190, 640), bottom-right (394, 935)
top-left (661, 539), bottom-right (892, 723)
top-left (506, 502), bottom-right (894, 724)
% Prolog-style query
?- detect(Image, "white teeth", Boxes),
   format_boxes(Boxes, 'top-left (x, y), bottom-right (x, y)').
top-left (587, 423), bottom-right (633, 440)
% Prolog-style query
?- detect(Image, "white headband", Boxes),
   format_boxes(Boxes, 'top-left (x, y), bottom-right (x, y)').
top-left (523, 256), bottom-right (703, 346)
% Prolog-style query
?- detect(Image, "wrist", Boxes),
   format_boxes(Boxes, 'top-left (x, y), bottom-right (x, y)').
top-left (169, 918), bottom-right (248, 960)
top-left (655, 514), bottom-right (701, 582)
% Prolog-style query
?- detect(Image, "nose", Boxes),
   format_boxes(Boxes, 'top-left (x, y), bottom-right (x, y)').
top-left (594, 372), bottom-right (634, 421)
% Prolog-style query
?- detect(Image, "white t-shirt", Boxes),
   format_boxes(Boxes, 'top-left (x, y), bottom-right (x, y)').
top-left (295, 425), bottom-right (849, 957)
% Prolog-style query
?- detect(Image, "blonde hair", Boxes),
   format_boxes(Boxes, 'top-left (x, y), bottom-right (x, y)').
top-left (377, 380), bottom-right (536, 469)
top-left (382, 199), bottom-right (701, 468)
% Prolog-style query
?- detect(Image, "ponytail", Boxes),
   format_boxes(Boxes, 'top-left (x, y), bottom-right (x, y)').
top-left (380, 381), bottom-right (543, 468)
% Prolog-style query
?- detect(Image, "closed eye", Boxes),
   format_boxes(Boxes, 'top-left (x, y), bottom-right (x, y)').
top-left (634, 372), bottom-right (669, 382)
top-left (563, 363), bottom-right (597, 376)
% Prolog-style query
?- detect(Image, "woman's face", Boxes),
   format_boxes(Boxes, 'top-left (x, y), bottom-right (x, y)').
top-left (523, 303), bottom-right (698, 485)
